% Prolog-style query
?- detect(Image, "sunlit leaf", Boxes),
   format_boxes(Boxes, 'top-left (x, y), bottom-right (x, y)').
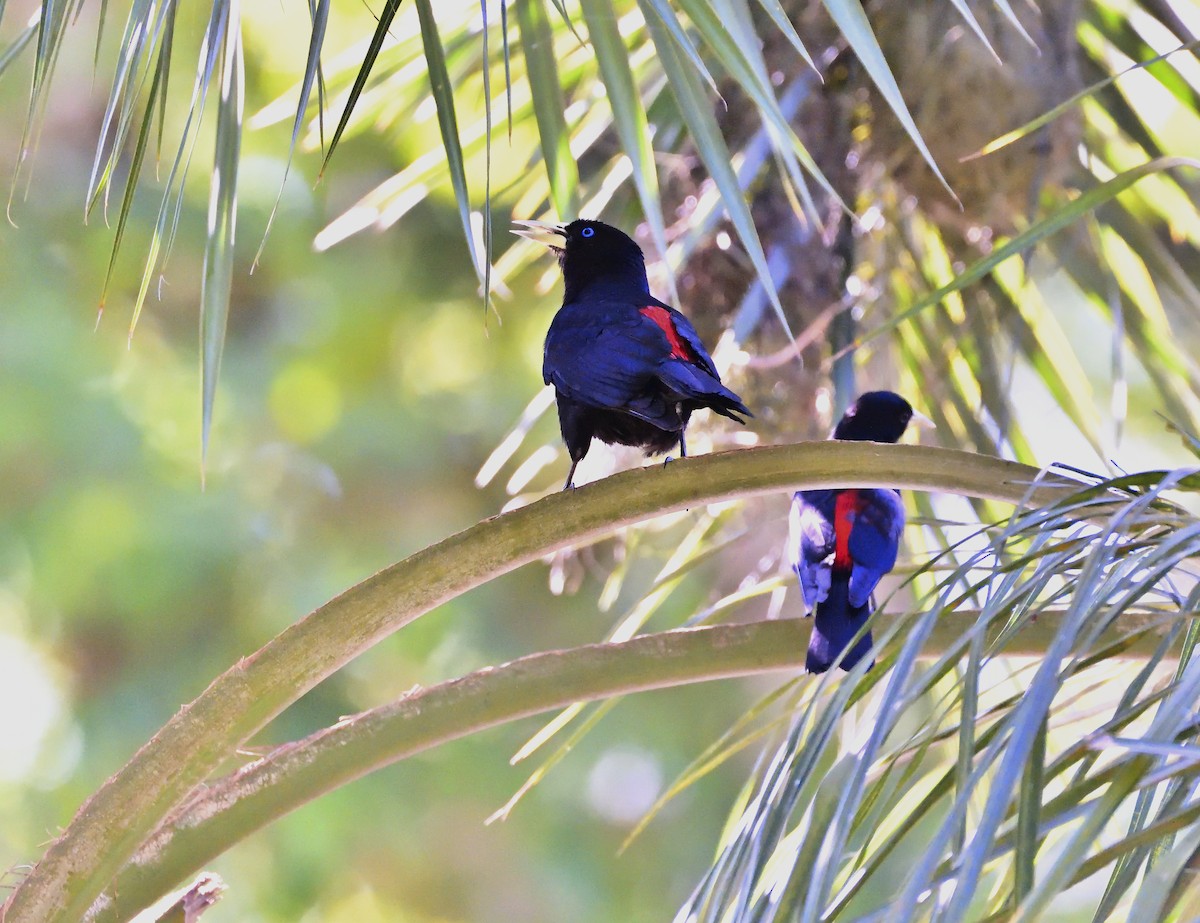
top-left (753, 0), bottom-right (819, 73)
top-left (1014, 715), bottom-right (1048, 901)
top-left (414, 0), bottom-right (485, 286)
top-left (820, 0), bottom-right (957, 201)
top-left (963, 39), bottom-right (1200, 161)
top-left (0, 14), bottom-right (37, 79)
top-left (318, 0), bottom-right (403, 177)
top-left (517, 0), bottom-right (579, 219)
top-left (97, 43), bottom-right (166, 317)
top-left (637, 0), bottom-right (720, 93)
top-left (252, 0), bottom-right (329, 270)
top-left (577, 0), bottom-right (674, 299)
top-left (644, 9), bottom-right (797, 342)
top-left (674, 0), bottom-right (830, 217)
top-left (851, 157), bottom-right (1200, 358)
top-left (200, 0), bottom-right (243, 470)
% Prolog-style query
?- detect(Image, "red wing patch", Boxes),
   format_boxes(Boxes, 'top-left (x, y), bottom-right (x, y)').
top-left (639, 305), bottom-right (696, 361)
top-left (833, 490), bottom-right (862, 572)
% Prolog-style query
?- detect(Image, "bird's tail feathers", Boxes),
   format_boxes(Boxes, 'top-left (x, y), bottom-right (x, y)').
top-left (623, 394), bottom-right (682, 431)
top-left (806, 576), bottom-right (874, 674)
top-left (658, 362), bottom-right (753, 421)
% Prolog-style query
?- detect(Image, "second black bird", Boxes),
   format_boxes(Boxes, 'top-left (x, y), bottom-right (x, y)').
top-left (790, 391), bottom-right (924, 673)
top-left (516, 219), bottom-right (752, 489)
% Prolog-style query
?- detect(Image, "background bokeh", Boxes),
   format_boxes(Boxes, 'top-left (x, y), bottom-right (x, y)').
top-left (0, 5), bottom-right (772, 920)
top-left (4, 0), bottom-right (1200, 920)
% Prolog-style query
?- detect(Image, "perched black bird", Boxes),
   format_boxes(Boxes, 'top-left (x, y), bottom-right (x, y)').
top-left (789, 391), bottom-right (927, 673)
top-left (514, 219), bottom-right (752, 489)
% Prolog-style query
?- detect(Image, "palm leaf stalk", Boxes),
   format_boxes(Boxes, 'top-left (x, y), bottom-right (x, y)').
top-left (0, 444), bottom-right (1087, 923)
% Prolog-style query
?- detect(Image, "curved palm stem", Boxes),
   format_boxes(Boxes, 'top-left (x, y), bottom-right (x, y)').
top-left (1, 443), bottom-right (1078, 923)
top-left (89, 605), bottom-right (1186, 923)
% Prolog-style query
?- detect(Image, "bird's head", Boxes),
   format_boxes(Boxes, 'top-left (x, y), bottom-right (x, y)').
top-left (512, 218), bottom-right (649, 301)
top-left (833, 391), bottom-right (933, 443)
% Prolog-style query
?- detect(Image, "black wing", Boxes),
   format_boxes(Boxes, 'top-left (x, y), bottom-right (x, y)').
top-left (543, 300), bottom-right (671, 412)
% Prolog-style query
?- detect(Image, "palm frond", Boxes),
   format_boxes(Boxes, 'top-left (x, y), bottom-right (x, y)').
top-left (678, 468), bottom-right (1200, 922)
top-left (199, 0), bottom-right (242, 470)
top-left (0, 445), bottom-right (1077, 923)
top-left (8, 3), bottom-right (1200, 921)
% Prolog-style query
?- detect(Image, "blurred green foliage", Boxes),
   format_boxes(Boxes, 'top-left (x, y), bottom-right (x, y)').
top-left (5, 0), bottom-right (1200, 920)
top-left (0, 6), bottom-right (765, 921)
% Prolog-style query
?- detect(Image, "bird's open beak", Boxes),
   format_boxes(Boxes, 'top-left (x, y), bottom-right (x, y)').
top-left (911, 410), bottom-right (936, 431)
top-left (512, 219), bottom-right (566, 252)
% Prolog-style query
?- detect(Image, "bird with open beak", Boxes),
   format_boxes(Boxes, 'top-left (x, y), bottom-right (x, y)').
top-left (514, 218), bottom-right (752, 490)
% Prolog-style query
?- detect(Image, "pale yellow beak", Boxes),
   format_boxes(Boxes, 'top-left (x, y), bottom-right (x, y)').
top-left (910, 410), bottom-right (936, 431)
top-left (511, 219), bottom-right (566, 249)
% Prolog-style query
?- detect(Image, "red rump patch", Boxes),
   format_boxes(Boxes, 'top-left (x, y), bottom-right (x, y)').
top-left (639, 305), bottom-right (695, 360)
top-left (833, 490), bottom-right (862, 571)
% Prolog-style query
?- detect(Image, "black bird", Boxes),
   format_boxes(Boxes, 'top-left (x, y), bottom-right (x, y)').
top-left (789, 391), bottom-right (928, 673)
top-left (514, 218), bottom-right (752, 489)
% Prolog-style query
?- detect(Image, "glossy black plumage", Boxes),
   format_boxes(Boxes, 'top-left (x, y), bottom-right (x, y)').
top-left (534, 219), bottom-right (752, 489)
top-left (789, 391), bottom-right (917, 673)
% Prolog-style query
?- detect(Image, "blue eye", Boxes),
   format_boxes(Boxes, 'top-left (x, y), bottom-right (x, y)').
top-left (581, 226), bottom-right (595, 238)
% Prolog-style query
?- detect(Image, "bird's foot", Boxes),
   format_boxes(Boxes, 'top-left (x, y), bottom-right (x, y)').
top-left (562, 459), bottom-right (581, 491)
